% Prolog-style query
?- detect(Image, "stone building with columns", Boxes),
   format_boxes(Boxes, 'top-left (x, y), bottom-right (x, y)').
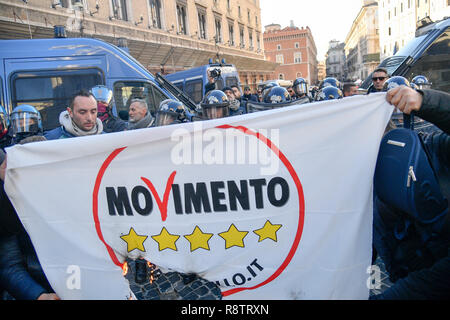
top-left (0, 0), bottom-right (278, 89)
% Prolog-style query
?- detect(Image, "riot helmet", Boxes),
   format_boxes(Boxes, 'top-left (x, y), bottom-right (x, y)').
top-left (411, 75), bottom-right (431, 90)
top-left (293, 77), bottom-right (308, 96)
top-left (0, 105), bottom-right (9, 139)
top-left (319, 77), bottom-right (341, 89)
top-left (200, 90), bottom-right (230, 119)
top-left (264, 86), bottom-right (291, 104)
top-left (315, 86), bottom-right (343, 101)
top-left (382, 76), bottom-right (410, 92)
top-left (155, 99), bottom-right (188, 126)
top-left (10, 104), bottom-right (43, 140)
top-left (90, 85), bottom-right (114, 121)
top-left (261, 82), bottom-right (279, 101)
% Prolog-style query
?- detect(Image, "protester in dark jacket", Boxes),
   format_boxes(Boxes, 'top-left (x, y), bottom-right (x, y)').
top-left (0, 138), bottom-right (59, 300)
top-left (371, 87), bottom-right (450, 299)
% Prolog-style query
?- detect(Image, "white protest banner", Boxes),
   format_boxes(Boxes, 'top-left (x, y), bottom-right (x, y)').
top-left (5, 93), bottom-right (393, 299)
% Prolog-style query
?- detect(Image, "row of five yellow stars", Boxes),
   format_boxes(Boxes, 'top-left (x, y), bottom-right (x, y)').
top-left (120, 220), bottom-right (282, 253)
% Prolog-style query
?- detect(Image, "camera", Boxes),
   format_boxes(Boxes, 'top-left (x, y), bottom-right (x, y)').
top-left (209, 68), bottom-right (221, 80)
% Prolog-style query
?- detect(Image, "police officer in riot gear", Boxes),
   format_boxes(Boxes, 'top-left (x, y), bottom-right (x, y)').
top-left (382, 76), bottom-right (411, 92)
top-left (411, 75), bottom-right (431, 90)
top-left (155, 99), bottom-right (191, 126)
top-left (319, 77), bottom-right (341, 90)
top-left (264, 86), bottom-right (291, 104)
top-left (200, 90), bottom-right (231, 119)
top-left (314, 86), bottom-right (343, 101)
top-left (261, 82), bottom-right (279, 102)
top-left (9, 104), bottom-right (43, 144)
top-left (90, 85), bottom-right (127, 133)
top-left (292, 77), bottom-right (312, 103)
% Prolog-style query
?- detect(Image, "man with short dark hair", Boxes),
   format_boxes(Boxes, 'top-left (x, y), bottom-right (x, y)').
top-left (343, 82), bottom-right (358, 97)
top-left (44, 90), bottom-right (103, 139)
top-left (368, 68), bottom-right (389, 93)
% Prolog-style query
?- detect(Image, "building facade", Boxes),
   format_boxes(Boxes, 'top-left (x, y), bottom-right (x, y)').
top-left (378, 0), bottom-right (450, 60)
top-left (344, 0), bottom-right (380, 81)
top-left (0, 0), bottom-right (278, 87)
top-left (263, 22), bottom-right (318, 85)
top-left (325, 40), bottom-right (346, 81)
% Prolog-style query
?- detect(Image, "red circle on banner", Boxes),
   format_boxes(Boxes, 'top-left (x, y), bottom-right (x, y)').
top-left (92, 125), bottom-right (305, 297)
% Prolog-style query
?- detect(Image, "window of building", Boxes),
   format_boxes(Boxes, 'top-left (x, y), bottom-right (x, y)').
top-left (294, 52), bottom-right (302, 63)
top-left (176, 2), bottom-right (188, 35)
top-left (256, 33), bottom-right (261, 50)
top-left (278, 73), bottom-right (284, 80)
top-left (240, 27), bottom-right (245, 47)
top-left (388, 27), bottom-right (391, 36)
top-left (238, 6), bottom-right (241, 17)
top-left (248, 10), bottom-right (251, 24)
top-left (215, 16), bottom-right (222, 43)
top-left (277, 44), bottom-right (281, 50)
top-left (276, 54), bottom-right (284, 64)
top-left (228, 21), bottom-right (235, 46)
top-left (295, 42), bottom-right (299, 49)
top-left (149, 0), bottom-right (162, 29)
top-left (111, 0), bottom-right (128, 21)
top-left (197, 8), bottom-right (207, 39)
top-left (249, 30), bottom-right (253, 49)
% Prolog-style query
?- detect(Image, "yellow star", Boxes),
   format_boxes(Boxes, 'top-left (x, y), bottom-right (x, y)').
top-left (184, 226), bottom-right (214, 252)
top-left (253, 220), bottom-right (282, 242)
top-left (151, 227), bottom-right (180, 251)
top-left (218, 224), bottom-right (248, 249)
top-left (120, 227), bottom-right (148, 253)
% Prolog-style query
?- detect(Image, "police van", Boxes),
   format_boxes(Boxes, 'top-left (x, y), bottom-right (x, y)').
top-left (0, 26), bottom-right (196, 131)
top-left (164, 59), bottom-right (241, 105)
top-left (360, 17), bottom-right (450, 93)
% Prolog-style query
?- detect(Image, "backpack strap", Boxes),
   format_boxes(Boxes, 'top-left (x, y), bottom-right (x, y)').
top-left (403, 111), bottom-right (415, 130)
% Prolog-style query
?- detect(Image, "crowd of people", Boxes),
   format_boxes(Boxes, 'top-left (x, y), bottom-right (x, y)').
top-left (0, 69), bottom-right (448, 300)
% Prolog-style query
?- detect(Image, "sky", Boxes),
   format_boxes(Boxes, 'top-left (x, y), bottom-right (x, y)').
top-left (260, 0), bottom-right (364, 61)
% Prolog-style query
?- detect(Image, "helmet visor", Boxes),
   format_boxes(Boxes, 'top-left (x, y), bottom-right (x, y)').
top-left (91, 86), bottom-right (113, 104)
top-left (155, 112), bottom-right (178, 126)
top-left (294, 83), bottom-right (308, 95)
top-left (417, 83), bottom-right (431, 90)
top-left (203, 105), bottom-right (229, 119)
top-left (10, 112), bottom-right (40, 135)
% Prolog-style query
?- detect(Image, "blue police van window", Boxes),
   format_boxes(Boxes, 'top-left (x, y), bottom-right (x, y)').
top-left (405, 27), bottom-right (450, 93)
top-left (11, 69), bottom-right (104, 131)
top-left (0, 77), bottom-right (3, 109)
top-left (114, 81), bottom-right (170, 117)
top-left (174, 82), bottom-right (184, 91)
top-left (185, 79), bottom-right (203, 104)
top-left (225, 77), bottom-right (239, 88)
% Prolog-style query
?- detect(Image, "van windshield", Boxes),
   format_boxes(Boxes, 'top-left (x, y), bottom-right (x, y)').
top-left (360, 34), bottom-right (429, 89)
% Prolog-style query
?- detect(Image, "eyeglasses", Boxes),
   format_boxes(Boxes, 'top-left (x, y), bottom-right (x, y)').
top-left (372, 76), bottom-right (387, 82)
